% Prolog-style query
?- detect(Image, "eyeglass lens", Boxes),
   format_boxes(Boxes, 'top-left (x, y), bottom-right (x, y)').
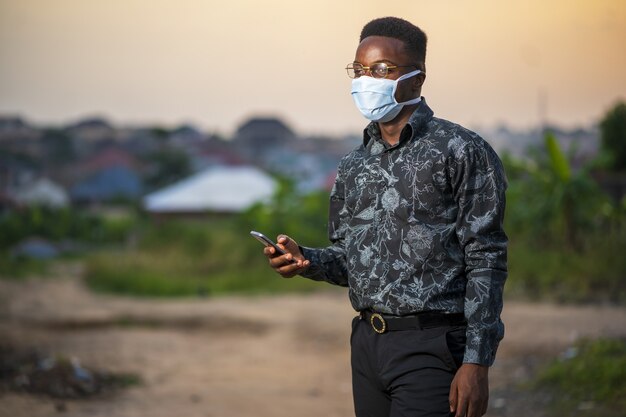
top-left (347, 63), bottom-right (389, 79)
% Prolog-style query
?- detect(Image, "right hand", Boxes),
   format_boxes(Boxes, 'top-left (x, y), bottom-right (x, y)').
top-left (263, 235), bottom-right (310, 278)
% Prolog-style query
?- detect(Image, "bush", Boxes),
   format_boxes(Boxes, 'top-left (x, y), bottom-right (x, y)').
top-left (84, 217), bottom-right (326, 297)
top-left (0, 253), bottom-right (48, 278)
top-left (531, 338), bottom-right (626, 416)
top-left (238, 178), bottom-right (330, 247)
top-left (505, 231), bottom-right (626, 303)
top-left (502, 133), bottom-right (626, 303)
top-left (0, 206), bottom-right (136, 249)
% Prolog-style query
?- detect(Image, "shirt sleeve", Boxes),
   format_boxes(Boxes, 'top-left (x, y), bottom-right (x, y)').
top-left (299, 164), bottom-right (350, 287)
top-left (450, 138), bottom-right (508, 366)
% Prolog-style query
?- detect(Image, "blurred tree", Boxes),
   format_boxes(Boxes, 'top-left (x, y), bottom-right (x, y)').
top-left (150, 127), bottom-right (171, 143)
top-left (505, 132), bottom-right (609, 250)
top-left (599, 101), bottom-right (626, 172)
top-left (143, 148), bottom-right (191, 190)
top-left (42, 129), bottom-right (76, 163)
top-left (239, 177), bottom-right (329, 248)
top-left (0, 206), bottom-right (134, 249)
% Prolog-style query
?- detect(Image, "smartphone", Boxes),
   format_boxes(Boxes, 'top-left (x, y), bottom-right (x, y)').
top-left (250, 230), bottom-right (296, 263)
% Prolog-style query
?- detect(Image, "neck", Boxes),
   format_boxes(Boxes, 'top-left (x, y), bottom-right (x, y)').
top-left (378, 103), bottom-right (418, 146)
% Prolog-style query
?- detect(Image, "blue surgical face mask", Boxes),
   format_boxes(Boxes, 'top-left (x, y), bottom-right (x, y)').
top-left (351, 69), bottom-right (423, 122)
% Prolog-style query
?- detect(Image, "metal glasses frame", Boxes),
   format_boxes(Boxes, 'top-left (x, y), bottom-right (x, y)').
top-left (345, 62), bottom-right (416, 79)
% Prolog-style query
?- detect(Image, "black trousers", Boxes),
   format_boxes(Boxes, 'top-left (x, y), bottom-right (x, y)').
top-left (350, 315), bottom-right (466, 417)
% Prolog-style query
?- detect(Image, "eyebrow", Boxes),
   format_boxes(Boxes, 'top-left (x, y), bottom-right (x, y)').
top-left (353, 59), bottom-right (398, 66)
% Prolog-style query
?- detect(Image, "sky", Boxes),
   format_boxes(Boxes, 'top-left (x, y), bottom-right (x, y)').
top-left (1, 0), bottom-right (625, 136)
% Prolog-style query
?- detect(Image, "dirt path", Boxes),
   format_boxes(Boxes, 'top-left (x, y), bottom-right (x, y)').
top-left (1, 271), bottom-right (625, 417)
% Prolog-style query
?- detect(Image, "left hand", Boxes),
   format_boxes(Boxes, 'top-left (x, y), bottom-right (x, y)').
top-left (263, 235), bottom-right (310, 278)
top-left (449, 363), bottom-right (489, 417)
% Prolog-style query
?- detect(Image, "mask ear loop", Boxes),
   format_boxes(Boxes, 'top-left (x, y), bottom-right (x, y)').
top-left (392, 69), bottom-right (423, 105)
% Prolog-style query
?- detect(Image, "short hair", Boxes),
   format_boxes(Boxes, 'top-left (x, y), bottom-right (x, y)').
top-left (360, 17), bottom-right (427, 71)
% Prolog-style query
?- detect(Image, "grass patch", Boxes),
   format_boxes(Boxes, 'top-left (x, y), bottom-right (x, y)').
top-left (83, 218), bottom-right (329, 297)
top-left (85, 250), bottom-right (323, 297)
top-left (0, 254), bottom-right (50, 279)
top-left (83, 213), bottom-right (625, 300)
top-left (505, 231), bottom-right (626, 303)
top-left (531, 338), bottom-right (626, 416)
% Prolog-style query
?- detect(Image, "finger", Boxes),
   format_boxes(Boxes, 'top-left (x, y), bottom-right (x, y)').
top-left (277, 235), bottom-right (301, 255)
top-left (263, 246), bottom-right (276, 257)
top-left (276, 235), bottom-right (291, 252)
top-left (476, 393), bottom-right (488, 417)
top-left (277, 256), bottom-right (309, 270)
top-left (455, 394), bottom-right (469, 417)
top-left (268, 253), bottom-right (294, 268)
top-left (475, 395), bottom-right (488, 417)
top-left (275, 262), bottom-right (306, 278)
top-left (467, 399), bottom-right (481, 417)
top-left (449, 379), bottom-right (458, 413)
top-left (270, 253), bottom-right (309, 271)
top-left (471, 385), bottom-right (488, 416)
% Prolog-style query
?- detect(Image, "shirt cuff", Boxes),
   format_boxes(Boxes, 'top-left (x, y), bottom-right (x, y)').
top-left (462, 321), bottom-right (504, 366)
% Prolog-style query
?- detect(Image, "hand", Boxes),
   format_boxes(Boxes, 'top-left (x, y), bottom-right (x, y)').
top-left (449, 363), bottom-right (489, 417)
top-left (263, 235), bottom-right (310, 278)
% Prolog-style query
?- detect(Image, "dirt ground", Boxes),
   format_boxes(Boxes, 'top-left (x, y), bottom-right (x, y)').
top-left (1, 265), bottom-right (625, 417)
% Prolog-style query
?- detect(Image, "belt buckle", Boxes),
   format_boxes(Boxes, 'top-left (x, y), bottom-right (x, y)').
top-left (370, 313), bottom-right (387, 334)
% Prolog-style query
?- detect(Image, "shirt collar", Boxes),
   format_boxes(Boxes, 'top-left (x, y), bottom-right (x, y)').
top-left (362, 97), bottom-right (434, 153)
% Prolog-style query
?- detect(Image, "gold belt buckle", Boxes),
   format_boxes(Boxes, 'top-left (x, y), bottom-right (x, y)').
top-left (370, 313), bottom-right (387, 334)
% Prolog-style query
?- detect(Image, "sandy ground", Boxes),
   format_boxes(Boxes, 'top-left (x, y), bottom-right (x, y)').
top-left (1, 265), bottom-right (625, 417)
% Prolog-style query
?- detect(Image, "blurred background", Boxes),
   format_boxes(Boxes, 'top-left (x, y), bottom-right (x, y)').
top-left (0, 1), bottom-right (625, 416)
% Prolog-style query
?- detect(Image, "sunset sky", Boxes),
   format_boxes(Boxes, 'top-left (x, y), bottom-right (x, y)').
top-left (1, 0), bottom-right (624, 136)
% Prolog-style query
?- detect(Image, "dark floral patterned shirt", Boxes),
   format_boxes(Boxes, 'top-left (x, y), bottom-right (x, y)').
top-left (300, 98), bottom-right (508, 366)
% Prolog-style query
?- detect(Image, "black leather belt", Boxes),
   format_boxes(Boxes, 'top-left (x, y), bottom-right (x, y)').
top-left (360, 310), bottom-right (466, 334)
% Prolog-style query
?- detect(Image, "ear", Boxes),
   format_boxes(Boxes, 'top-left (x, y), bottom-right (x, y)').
top-left (413, 72), bottom-right (425, 91)
top-left (411, 72), bottom-right (426, 94)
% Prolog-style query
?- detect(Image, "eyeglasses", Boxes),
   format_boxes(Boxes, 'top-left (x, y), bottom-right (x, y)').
top-left (345, 62), bottom-right (417, 79)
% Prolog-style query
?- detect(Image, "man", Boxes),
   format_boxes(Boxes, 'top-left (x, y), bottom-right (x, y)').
top-left (264, 16), bottom-right (507, 417)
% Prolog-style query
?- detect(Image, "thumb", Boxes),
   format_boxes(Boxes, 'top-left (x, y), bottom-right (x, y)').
top-left (277, 234), bottom-right (296, 248)
top-left (277, 234), bottom-right (290, 244)
top-left (277, 235), bottom-right (301, 256)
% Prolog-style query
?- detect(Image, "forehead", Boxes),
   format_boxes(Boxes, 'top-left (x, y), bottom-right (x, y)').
top-left (354, 36), bottom-right (408, 65)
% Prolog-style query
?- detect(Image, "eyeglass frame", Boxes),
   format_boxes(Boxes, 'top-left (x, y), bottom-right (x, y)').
top-left (345, 62), bottom-right (418, 79)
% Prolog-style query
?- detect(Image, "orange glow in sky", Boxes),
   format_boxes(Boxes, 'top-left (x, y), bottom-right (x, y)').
top-left (1, 0), bottom-right (624, 135)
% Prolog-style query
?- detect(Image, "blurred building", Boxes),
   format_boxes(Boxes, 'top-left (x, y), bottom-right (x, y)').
top-left (232, 117), bottom-right (296, 160)
top-left (143, 165), bottom-right (277, 217)
top-left (11, 177), bottom-right (69, 208)
top-left (70, 166), bottom-right (142, 205)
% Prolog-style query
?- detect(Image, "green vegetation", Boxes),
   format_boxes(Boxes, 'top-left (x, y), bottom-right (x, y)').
top-left (0, 206), bottom-right (135, 249)
top-left (83, 216), bottom-right (324, 297)
top-left (599, 101), bottom-right (626, 172)
top-left (531, 338), bottom-right (626, 416)
top-left (505, 233), bottom-right (626, 303)
top-left (0, 253), bottom-right (48, 278)
top-left (240, 177), bottom-right (330, 248)
top-left (502, 131), bottom-right (626, 302)
top-left (142, 147), bottom-right (192, 191)
top-left (2, 105), bottom-right (625, 301)
top-left (82, 142), bottom-right (625, 300)
top-left (3, 131), bottom-right (625, 301)
top-left (0, 206), bottom-right (135, 279)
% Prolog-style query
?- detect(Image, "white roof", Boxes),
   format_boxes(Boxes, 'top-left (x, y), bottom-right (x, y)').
top-left (143, 166), bottom-right (277, 213)
top-left (13, 177), bottom-right (69, 208)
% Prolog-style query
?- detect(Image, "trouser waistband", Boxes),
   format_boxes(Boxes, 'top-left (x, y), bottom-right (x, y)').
top-left (359, 310), bottom-right (466, 334)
